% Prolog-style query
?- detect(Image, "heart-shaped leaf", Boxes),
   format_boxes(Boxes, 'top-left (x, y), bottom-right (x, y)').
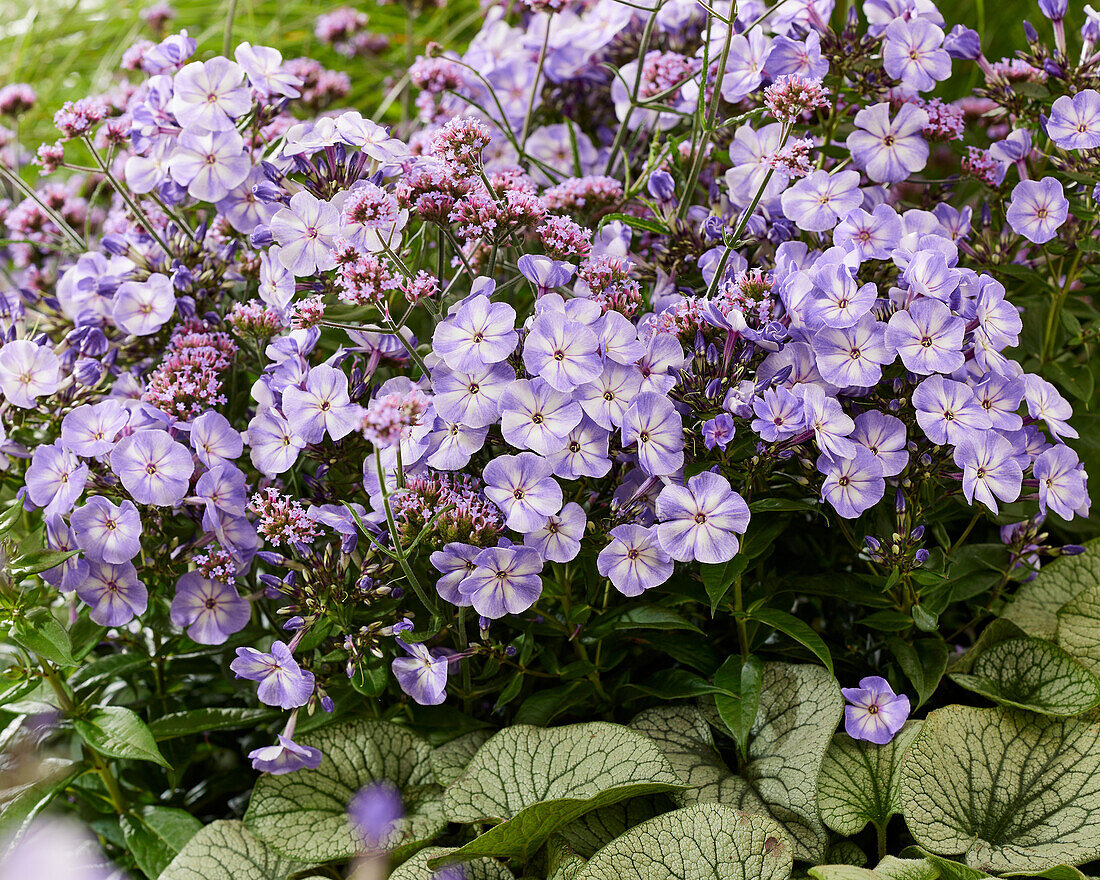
top-left (573, 804), bottom-right (793, 880)
top-left (817, 722), bottom-right (923, 836)
top-left (900, 706), bottom-right (1100, 872)
top-left (949, 636), bottom-right (1100, 716)
top-left (557, 795), bottom-right (673, 858)
top-left (1002, 539), bottom-right (1100, 639)
top-left (810, 857), bottom-right (939, 880)
top-left (121, 806), bottom-right (202, 880)
top-left (429, 730), bottom-right (491, 787)
top-left (1057, 583), bottom-right (1100, 677)
top-left (160, 820), bottom-right (304, 880)
top-left (436, 722), bottom-right (683, 863)
top-left (245, 719), bottom-right (445, 863)
top-left (389, 847), bottom-right (514, 880)
top-left (631, 663), bottom-right (841, 861)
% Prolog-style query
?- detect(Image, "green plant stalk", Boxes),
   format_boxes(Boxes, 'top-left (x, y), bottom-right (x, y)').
top-left (81, 136), bottom-right (172, 258)
top-left (374, 449), bottom-right (437, 617)
top-left (0, 163), bottom-right (86, 251)
top-left (223, 0), bottom-right (239, 58)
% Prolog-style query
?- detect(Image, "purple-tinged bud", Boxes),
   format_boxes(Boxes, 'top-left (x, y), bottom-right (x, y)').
top-left (705, 377), bottom-right (722, 398)
top-left (706, 343), bottom-right (720, 365)
top-left (981, 201), bottom-right (993, 227)
top-left (865, 536), bottom-right (881, 551)
top-left (253, 180), bottom-right (287, 204)
top-left (321, 695), bottom-right (335, 712)
top-left (283, 616), bottom-right (306, 630)
top-left (1061, 544), bottom-right (1086, 555)
top-left (261, 159), bottom-right (284, 183)
top-left (1038, 0), bottom-right (1067, 21)
top-left (911, 525), bottom-right (925, 541)
top-left (914, 548), bottom-right (930, 564)
top-left (391, 587), bottom-right (404, 599)
top-left (157, 179), bottom-right (188, 205)
top-left (895, 489), bottom-right (906, 513)
top-left (846, 4), bottom-right (858, 27)
top-left (257, 551), bottom-right (286, 565)
top-left (73, 357), bottom-right (104, 386)
top-left (504, 645), bottom-right (518, 657)
top-left (647, 170), bottom-right (675, 202)
top-left (250, 225), bottom-right (274, 248)
top-left (919, 453), bottom-right (933, 467)
top-left (101, 233), bottom-right (130, 256)
top-left (95, 275), bottom-right (122, 297)
top-left (703, 215), bottom-right (725, 241)
top-left (171, 265), bottom-right (193, 290)
top-left (1042, 58), bottom-right (1064, 78)
top-left (1023, 20), bottom-right (1039, 42)
top-left (943, 24), bottom-right (982, 59)
top-left (1083, 10), bottom-right (1100, 43)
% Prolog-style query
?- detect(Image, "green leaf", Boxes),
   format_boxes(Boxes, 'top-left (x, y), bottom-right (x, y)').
top-left (547, 835), bottom-right (588, 880)
top-left (949, 637), bottom-right (1100, 716)
top-left (71, 653), bottom-right (149, 694)
top-left (245, 719), bottom-right (445, 863)
top-left (600, 213), bottom-right (669, 235)
top-left (899, 705), bottom-right (1100, 872)
top-left (10, 610), bottom-right (75, 667)
top-left (618, 669), bottom-right (732, 701)
top-left (0, 757), bottom-right (83, 844)
top-left (148, 708), bottom-right (280, 741)
top-left (572, 804), bottom-right (793, 880)
top-left (713, 654), bottom-right (763, 757)
top-left (1056, 583), bottom-right (1100, 677)
top-left (631, 663), bottom-right (843, 861)
top-left (817, 722), bottom-right (923, 836)
top-left (429, 730), bottom-right (492, 788)
top-left (121, 806), bottom-right (202, 880)
top-left (73, 707), bottom-right (170, 768)
top-left (1002, 539), bottom-right (1100, 639)
top-left (436, 722), bottom-right (684, 863)
top-left (585, 604), bottom-right (703, 639)
top-left (701, 559), bottom-right (747, 613)
top-left (557, 796), bottom-right (672, 858)
top-left (10, 548), bottom-right (79, 577)
top-left (748, 608), bottom-right (834, 674)
top-left (159, 821), bottom-right (304, 880)
top-left (0, 503), bottom-right (23, 538)
top-left (392, 847), bottom-right (515, 880)
top-left (887, 637), bottom-right (948, 709)
top-left (810, 858), bottom-right (939, 880)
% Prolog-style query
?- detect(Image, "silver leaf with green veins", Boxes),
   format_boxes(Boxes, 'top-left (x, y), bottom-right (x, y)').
top-left (809, 857), bottom-right (939, 880)
top-left (389, 846), bottom-right (515, 880)
top-left (1056, 583), bottom-right (1100, 677)
top-left (573, 804), bottom-right (793, 880)
top-left (900, 705), bottom-right (1100, 872)
top-left (429, 730), bottom-right (491, 787)
top-left (817, 721), bottom-right (923, 836)
top-left (630, 663), bottom-right (842, 862)
top-left (948, 637), bottom-right (1100, 716)
top-left (437, 722), bottom-right (683, 863)
top-left (159, 820), bottom-right (305, 880)
top-left (244, 719), bottom-right (445, 863)
top-left (1001, 538), bottom-right (1100, 639)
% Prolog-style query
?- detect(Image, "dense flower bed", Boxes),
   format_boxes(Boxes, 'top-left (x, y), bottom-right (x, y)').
top-left (2, 0), bottom-right (1100, 878)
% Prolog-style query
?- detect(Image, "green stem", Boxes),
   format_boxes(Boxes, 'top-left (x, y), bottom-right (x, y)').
top-left (81, 136), bottom-right (172, 257)
top-left (733, 574), bottom-right (749, 661)
top-left (223, 0), bottom-right (239, 58)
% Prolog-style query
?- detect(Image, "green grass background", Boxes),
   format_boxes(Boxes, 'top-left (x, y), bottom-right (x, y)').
top-left (0, 0), bottom-right (1043, 151)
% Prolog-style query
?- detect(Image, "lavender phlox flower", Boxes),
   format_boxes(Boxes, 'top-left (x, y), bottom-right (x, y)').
top-left (231, 640), bottom-right (315, 709)
top-left (575, 362), bottom-right (641, 430)
top-left (26, 442), bottom-right (88, 517)
top-left (1006, 177), bottom-right (1069, 244)
top-left (594, 310), bottom-right (647, 365)
top-left (847, 102), bottom-right (929, 183)
top-left (545, 417), bottom-right (613, 480)
top-left (818, 447), bottom-right (885, 518)
top-left (482, 452), bottom-right (563, 533)
top-left (751, 386), bottom-right (805, 442)
top-left (637, 333), bottom-right (687, 395)
top-left (110, 429), bottom-right (195, 506)
top-left (621, 392), bottom-right (685, 477)
top-left (718, 29), bottom-right (774, 102)
top-left (0, 339), bottom-right (61, 408)
top-left (813, 315), bottom-right (892, 388)
top-left (430, 542), bottom-right (479, 606)
top-left (1034, 445), bottom-right (1087, 520)
top-left (811, 264), bottom-right (877, 328)
top-left (765, 31), bottom-right (829, 79)
top-left (524, 501), bottom-right (586, 563)
top-left (884, 297), bottom-right (965, 375)
top-left (457, 545), bottom-right (544, 618)
top-left (0, 816), bottom-right (119, 880)
top-left (902, 250), bottom-right (960, 303)
top-left (795, 384), bottom-right (856, 458)
top-left (42, 515), bottom-right (89, 593)
top-left (781, 170), bottom-right (862, 232)
top-left (247, 409), bottom-right (306, 477)
top-left (195, 464), bottom-right (248, 519)
top-left (851, 411), bottom-right (909, 477)
top-left (171, 572), bottom-right (250, 644)
top-left (882, 19), bottom-right (951, 92)
top-left (500, 378), bottom-right (582, 455)
top-left (431, 361), bottom-right (515, 429)
top-left (249, 733), bottom-right (322, 775)
top-left (1046, 90), bottom-right (1100, 151)
top-left (973, 373), bottom-right (1024, 432)
top-left (953, 430), bottom-right (1022, 513)
top-left (283, 364), bottom-right (361, 443)
top-left (597, 524), bottom-right (673, 597)
top-left (943, 23), bottom-right (981, 58)
top-left (392, 639), bottom-right (449, 706)
top-left (168, 129), bottom-right (251, 201)
top-left (113, 273), bottom-right (176, 336)
top-left (989, 129), bottom-right (1032, 163)
top-left (655, 471), bottom-right (750, 564)
top-left (78, 560), bottom-right (148, 627)
top-left (70, 496), bottom-right (141, 564)
top-left (168, 57), bottom-right (250, 131)
top-left (432, 294), bottom-right (518, 372)
top-left (270, 191), bottom-right (341, 276)
top-left (426, 419), bottom-right (489, 471)
top-left (842, 676), bottom-right (910, 744)
top-left (703, 414), bottom-right (736, 450)
top-left (334, 111), bottom-right (408, 163)
top-left (725, 122), bottom-right (790, 212)
top-left (973, 276), bottom-right (1023, 351)
top-left (1022, 374), bottom-right (1078, 440)
top-left (190, 410), bottom-right (244, 467)
top-left (234, 41), bottom-right (301, 98)
top-left (912, 375), bottom-right (992, 445)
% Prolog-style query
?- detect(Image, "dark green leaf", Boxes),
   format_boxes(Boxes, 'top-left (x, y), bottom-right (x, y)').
top-left (701, 558), bottom-right (747, 613)
top-left (586, 604), bottom-right (702, 639)
top-left (74, 707), bottom-right (170, 767)
top-left (619, 669), bottom-right (733, 702)
top-left (10, 610), bottom-right (75, 667)
top-left (148, 708), bottom-right (280, 741)
top-left (122, 806), bottom-right (203, 880)
top-left (887, 637), bottom-right (947, 709)
top-left (600, 213), bottom-right (668, 235)
top-left (713, 654), bottom-right (763, 758)
top-left (750, 608), bottom-right (834, 674)
top-left (10, 549), bottom-right (80, 577)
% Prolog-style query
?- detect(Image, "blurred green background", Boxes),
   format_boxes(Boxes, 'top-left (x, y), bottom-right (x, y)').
top-left (0, 0), bottom-right (1042, 149)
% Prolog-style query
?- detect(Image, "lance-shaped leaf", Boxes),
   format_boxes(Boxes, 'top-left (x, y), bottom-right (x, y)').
top-left (245, 719), bottom-right (445, 863)
top-left (899, 706), bottom-right (1100, 872)
top-left (1001, 539), bottom-right (1100, 639)
top-left (948, 636), bottom-right (1100, 716)
top-left (430, 730), bottom-right (491, 787)
top-left (810, 858), bottom-right (939, 880)
top-left (390, 847), bottom-right (515, 880)
top-left (630, 663), bottom-right (842, 861)
top-left (573, 804), bottom-right (793, 880)
top-left (160, 820), bottom-right (304, 880)
top-left (817, 722), bottom-right (923, 836)
top-left (1057, 583), bottom-right (1100, 677)
top-left (436, 722), bottom-right (683, 863)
